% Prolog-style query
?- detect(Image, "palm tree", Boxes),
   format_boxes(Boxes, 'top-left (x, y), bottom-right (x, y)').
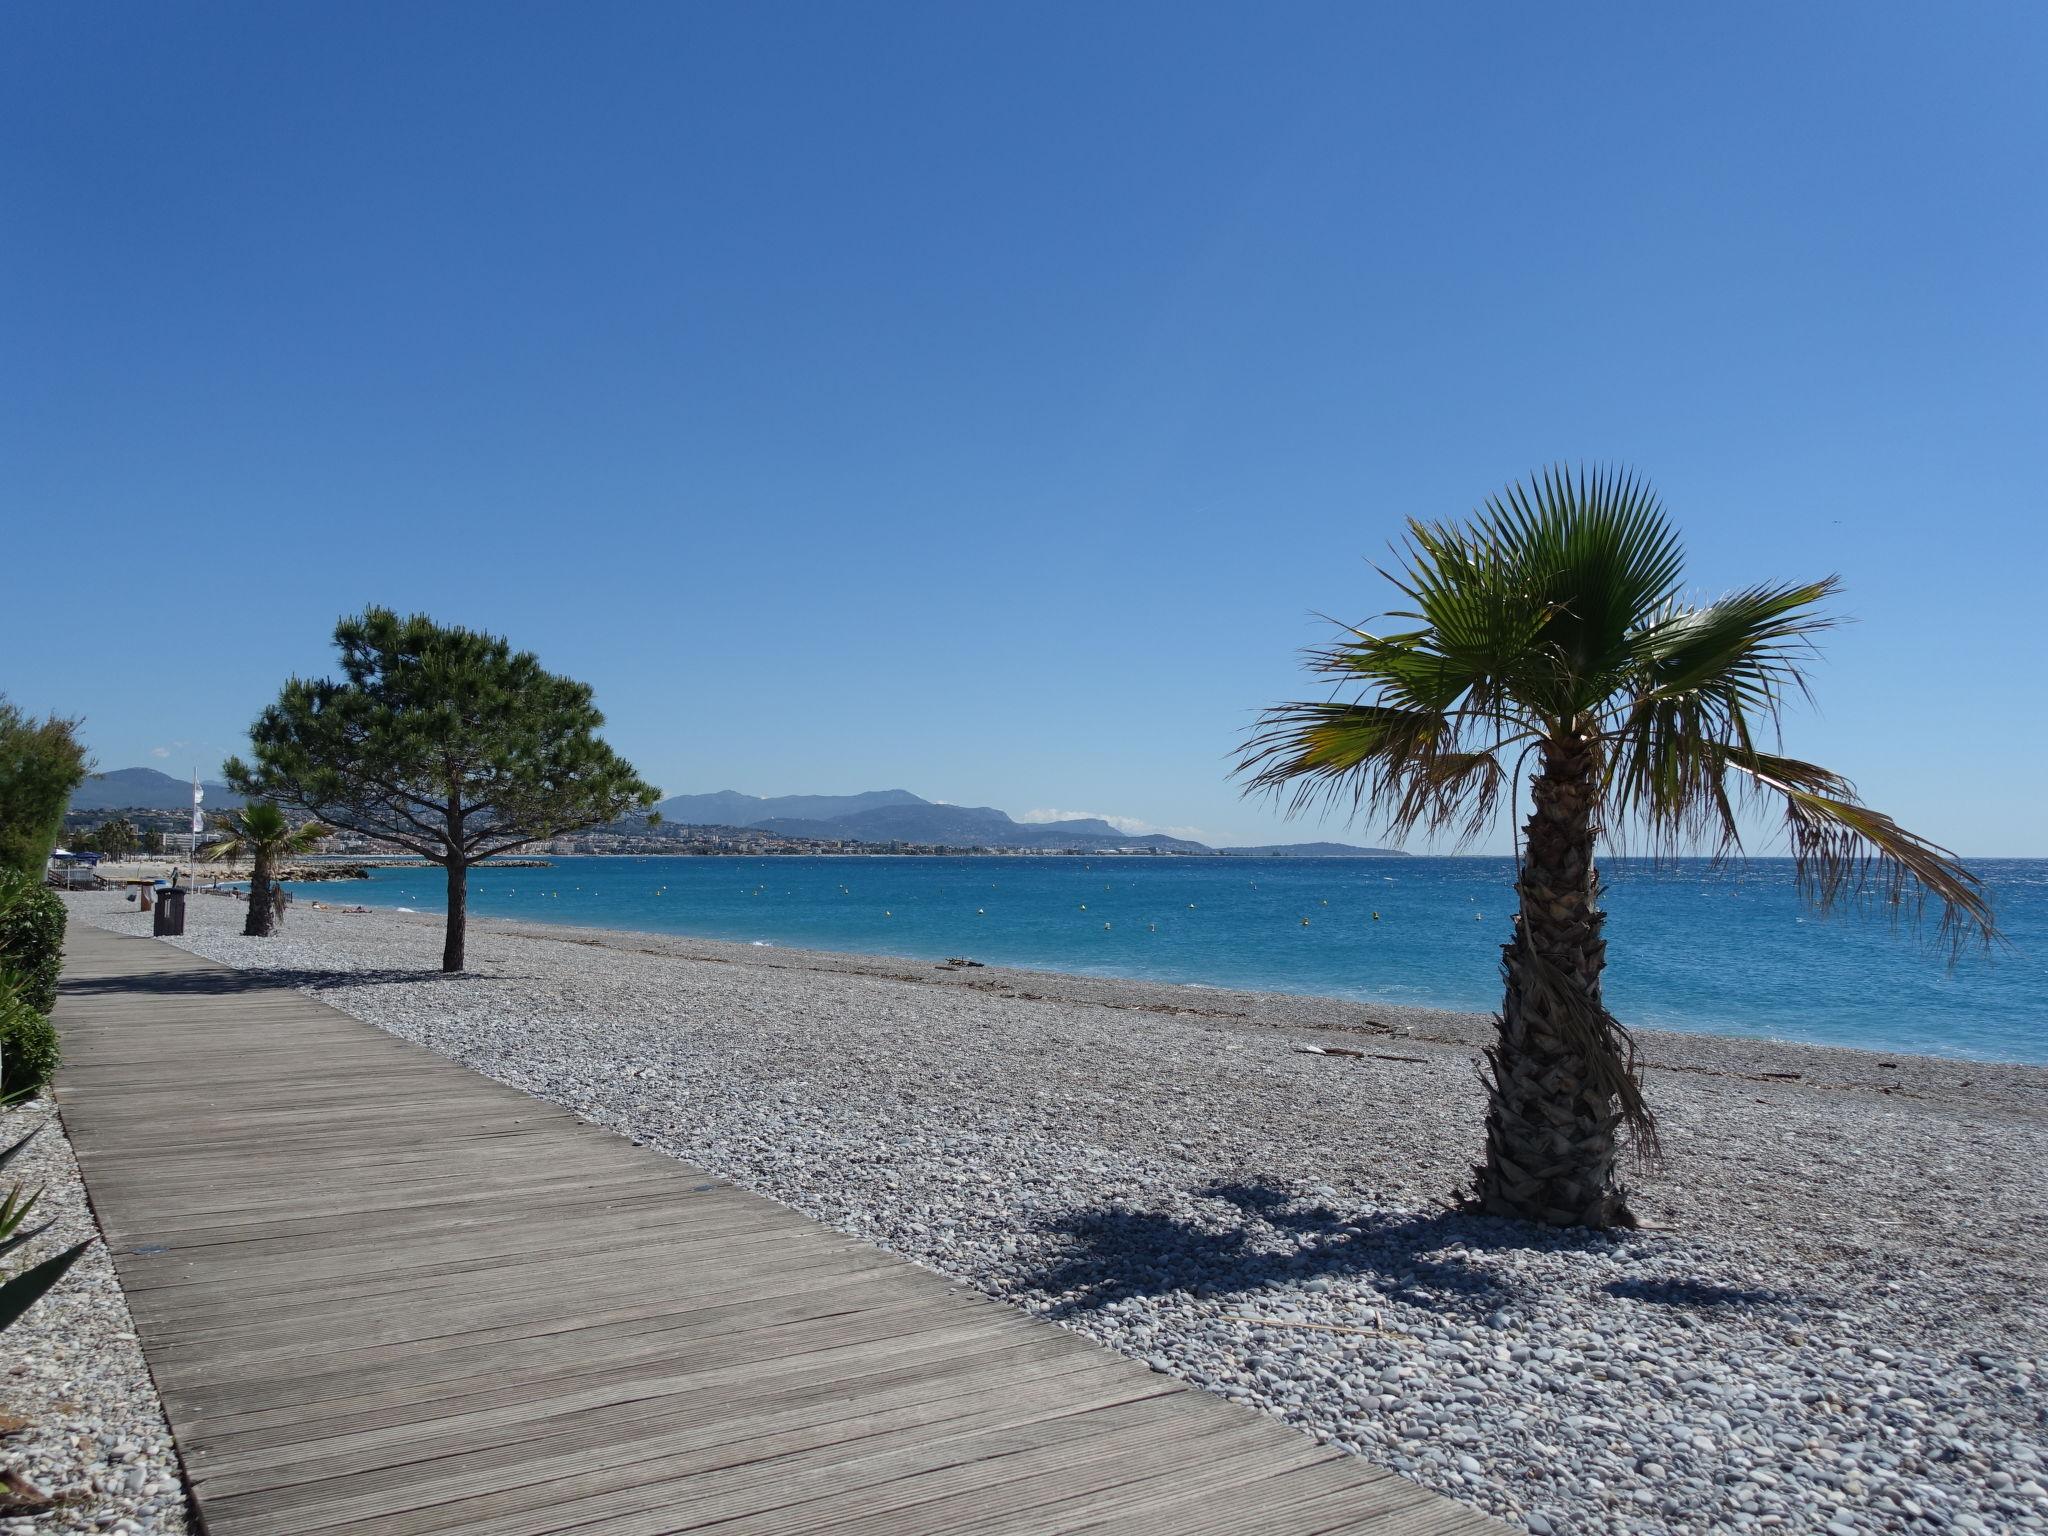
top-left (201, 803), bottom-right (328, 937)
top-left (91, 818), bottom-right (137, 856)
top-left (1237, 467), bottom-right (1994, 1230)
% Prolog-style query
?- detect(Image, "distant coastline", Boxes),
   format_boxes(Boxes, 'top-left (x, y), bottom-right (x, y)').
top-left (507, 843), bottom-right (1409, 868)
top-left (64, 770), bottom-right (1410, 860)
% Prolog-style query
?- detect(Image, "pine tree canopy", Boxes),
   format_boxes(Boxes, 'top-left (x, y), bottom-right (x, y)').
top-left (224, 608), bottom-right (658, 867)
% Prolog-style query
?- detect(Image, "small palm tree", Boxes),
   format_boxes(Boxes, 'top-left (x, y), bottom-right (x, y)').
top-left (91, 818), bottom-right (137, 857)
top-left (202, 803), bottom-right (327, 937)
top-left (1238, 467), bottom-right (1993, 1230)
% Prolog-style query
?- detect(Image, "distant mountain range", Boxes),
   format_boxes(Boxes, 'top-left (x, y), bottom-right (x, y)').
top-left (650, 788), bottom-right (1404, 857)
top-left (651, 789), bottom-right (925, 825)
top-left (68, 767), bottom-right (245, 813)
top-left (70, 772), bottom-right (1406, 856)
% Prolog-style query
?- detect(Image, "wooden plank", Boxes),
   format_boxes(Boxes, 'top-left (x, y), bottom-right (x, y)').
top-left (52, 923), bottom-right (1503, 1536)
top-left (196, 1335), bottom-right (1120, 1493)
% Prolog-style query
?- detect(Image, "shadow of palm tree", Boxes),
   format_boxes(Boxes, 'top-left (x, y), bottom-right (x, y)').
top-left (1025, 1179), bottom-right (1614, 1322)
top-left (1603, 1277), bottom-right (1798, 1309)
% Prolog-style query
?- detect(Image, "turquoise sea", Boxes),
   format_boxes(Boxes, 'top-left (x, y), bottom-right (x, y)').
top-left (293, 855), bottom-right (2047, 1065)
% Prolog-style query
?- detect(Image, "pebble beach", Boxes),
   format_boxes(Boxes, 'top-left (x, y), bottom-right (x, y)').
top-left (0, 1103), bottom-right (186, 1534)
top-left (38, 889), bottom-right (2048, 1535)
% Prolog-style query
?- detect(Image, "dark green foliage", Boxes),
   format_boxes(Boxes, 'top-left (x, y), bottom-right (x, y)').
top-left (0, 1115), bottom-right (85, 1342)
top-left (0, 1125), bottom-right (39, 1175)
top-left (90, 817), bottom-right (137, 856)
top-left (0, 699), bottom-right (92, 878)
top-left (0, 1238), bottom-right (90, 1333)
top-left (227, 607), bottom-right (658, 971)
top-left (0, 871), bottom-right (65, 1014)
top-left (0, 1178), bottom-right (55, 1261)
top-left (0, 994), bottom-right (58, 1100)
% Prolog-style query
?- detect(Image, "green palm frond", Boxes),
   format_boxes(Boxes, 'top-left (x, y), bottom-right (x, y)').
top-left (1237, 465), bottom-right (1997, 953)
top-left (1469, 465), bottom-right (1685, 704)
top-left (1625, 578), bottom-right (1841, 709)
top-left (202, 803), bottom-right (329, 863)
top-left (1238, 686), bottom-right (1527, 846)
top-left (1605, 578), bottom-right (1843, 852)
top-left (1715, 748), bottom-right (1995, 956)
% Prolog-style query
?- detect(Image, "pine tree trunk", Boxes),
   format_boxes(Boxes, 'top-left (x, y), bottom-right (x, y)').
top-left (244, 850), bottom-right (273, 938)
top-left (1473, 732), bottom-right (1636, 1229)
top-left (441, 859), bottom-right (467, 973)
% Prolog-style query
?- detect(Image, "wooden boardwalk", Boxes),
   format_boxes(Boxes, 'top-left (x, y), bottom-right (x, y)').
top-left (51, 924), bottom-right (1501, 1536)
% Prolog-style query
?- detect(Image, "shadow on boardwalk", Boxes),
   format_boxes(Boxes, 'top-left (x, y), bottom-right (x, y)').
top-left (59, 965), bottom-right (515, 996)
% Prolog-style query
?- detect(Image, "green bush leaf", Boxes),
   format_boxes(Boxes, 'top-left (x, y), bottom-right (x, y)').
top-left (0, 1238), bottom-right (89, 1333)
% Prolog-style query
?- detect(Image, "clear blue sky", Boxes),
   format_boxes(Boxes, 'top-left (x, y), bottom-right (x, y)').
top-left (4, 4), bottom-right (2043, 853)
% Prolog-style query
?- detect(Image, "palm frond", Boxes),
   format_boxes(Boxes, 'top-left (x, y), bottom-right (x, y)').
top-left (1626, 578), bottom-right (1841, 708)
top-left (1717, 747), bottom-right (1997, 956)
top-left (200, 804), bottom-right (326, 862)
top-left (1604, 578), bottom-right (1844, 852)
top-left (1236, 699), bottom-right (1521, 846)
top-left (283, 822), bottom-right (331, 855)
top-left (1473, 465), bottom-right (1688, 718)
top-left (1378, 521), bottom-right (1561, 722)
top-left (198, 822), bottom-right (244, 863)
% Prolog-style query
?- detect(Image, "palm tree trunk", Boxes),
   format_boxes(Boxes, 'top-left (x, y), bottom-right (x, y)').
top-left (244, 850), bottom-right (274, 938)
top-left (441, 858), bottom-right (467, 973)
top-left (1473, 731), bottom-right (1637, 1229)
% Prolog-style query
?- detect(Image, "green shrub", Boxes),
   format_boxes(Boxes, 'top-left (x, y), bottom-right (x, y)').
top-left (0, 873), bottom-right (64, 1015)
top-left (0, 700), bottom-right (91, 879)
top-left (0, 988), bottom-right (57, 1099)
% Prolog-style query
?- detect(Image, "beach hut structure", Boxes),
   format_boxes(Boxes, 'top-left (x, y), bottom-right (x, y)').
top-left (44, 849), bottom-right (104, 889)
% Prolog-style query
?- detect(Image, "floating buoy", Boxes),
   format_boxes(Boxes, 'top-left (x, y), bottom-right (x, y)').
top-left (977, 908), bottom-right (985, 915)
top-left (1188, 903), bottom-right (1196, 909)
top-left (884, 910), bottom-right (892, 917)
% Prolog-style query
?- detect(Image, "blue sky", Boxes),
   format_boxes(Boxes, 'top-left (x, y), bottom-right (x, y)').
top-left (4, 4), bottom-right (2043, 853)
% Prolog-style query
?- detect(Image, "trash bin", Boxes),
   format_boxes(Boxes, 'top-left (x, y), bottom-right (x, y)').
top-left (153, 887), bottom-right (186, 937)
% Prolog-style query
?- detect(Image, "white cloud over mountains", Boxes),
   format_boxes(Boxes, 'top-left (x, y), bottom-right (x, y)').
top-left (1017, 808), bottom-right (1209, 842)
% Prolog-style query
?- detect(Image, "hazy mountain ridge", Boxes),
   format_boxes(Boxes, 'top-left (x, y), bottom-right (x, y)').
top-left (653, 788), bottom-right (924, 825)
top-left (653, 785), bottom-right (1398, 855)
top-left (69, 767), bottom-right (246, 812)
top-left (75, 770), bottom-right (1403, 855)
top-left (751, 803), bottom-right (1209, 852)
